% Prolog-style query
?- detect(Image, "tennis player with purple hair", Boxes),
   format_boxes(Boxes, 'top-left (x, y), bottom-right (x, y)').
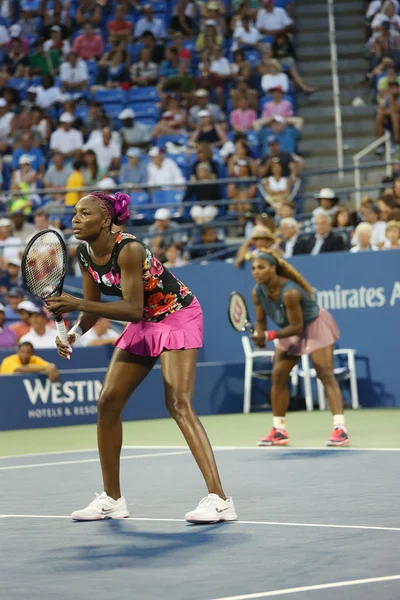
top-left (46, 191), bottom-right (237, 523)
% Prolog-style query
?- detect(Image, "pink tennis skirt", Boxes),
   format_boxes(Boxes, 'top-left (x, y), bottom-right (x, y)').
top-left (114, 297), bottom-right (203, 357)
top-left (275, 308), bottom-right (339, 356)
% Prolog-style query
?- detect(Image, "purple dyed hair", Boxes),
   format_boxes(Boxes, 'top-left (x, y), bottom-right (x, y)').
top-left (90, 191), bottom-right (131, 226)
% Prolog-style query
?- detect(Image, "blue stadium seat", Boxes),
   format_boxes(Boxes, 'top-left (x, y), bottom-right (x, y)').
top-left (246, 131), bottom-right (261, 158)
top-left (244, 49), bottom-right (261, 66)
top-left (128, 87), bottom-right (159, 103)
top-left (75, 105), bottom-right (89, 121)
top-left (182, 39), bottom-right (195, 52)
top-left (85, 60), bottom-right (98, 76)
top-left (155, 134), bottom-right (188, 148)
top-left (130, 191), bottom-right (152, 221)
top-left (94, 89), bottom-right (127, 104)
top-left (151, 189), bottom-right (185, 207)
top-left (142, 0), bottom-right (167, 13)
top-left (128, 103), bottom-right (159, 119)
top-left (7, 78), bottom-right (30, 97)
top-left (164, 153), bottom-right (190, 178)
top-left (102, 103), bottom-right (125, 119)
top-left (135, 117), bottom-right (156, 128)
top-left (275, 0), bottom-right (292, 7)
top-left (260, 36), bottom-right (275, 45)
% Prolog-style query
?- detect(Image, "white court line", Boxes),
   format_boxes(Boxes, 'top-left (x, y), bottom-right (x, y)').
top-left (0, 450), bottom-right (191, 471)
top-left (0, 515), bottom-right (399, 532)
top-left (1, 445), bottom-right (400, 461)
top-left (0, 446), bottom-right (187, 460)
top-left (207, 574), bottom-right (400, 600)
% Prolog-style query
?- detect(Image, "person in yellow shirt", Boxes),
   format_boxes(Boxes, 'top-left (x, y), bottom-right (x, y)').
top-left (65, 159), bottom-right (85, 207)
top-left (0, 341), bottom-right (60, 381)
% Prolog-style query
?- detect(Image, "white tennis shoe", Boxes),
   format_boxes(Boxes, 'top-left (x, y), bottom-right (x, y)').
top-left (71, 492), bottom-right (129, 521)
top-left (185, 493), bottom-right (238, 523)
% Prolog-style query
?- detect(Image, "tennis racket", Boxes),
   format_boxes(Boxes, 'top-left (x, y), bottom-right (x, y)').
top-left (21, 229), bottom-right (69, 346)
top-left (227, 291), bottom-right (254, 334)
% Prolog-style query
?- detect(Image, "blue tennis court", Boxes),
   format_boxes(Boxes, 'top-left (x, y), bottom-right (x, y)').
top-left (1, 446), bottom-right (399, 600)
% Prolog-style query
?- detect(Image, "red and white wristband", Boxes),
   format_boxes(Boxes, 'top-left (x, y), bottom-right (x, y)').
top-left (265, 331), bottom-right (277, 342)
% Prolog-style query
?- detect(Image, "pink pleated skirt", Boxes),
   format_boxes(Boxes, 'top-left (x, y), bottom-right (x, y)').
top-left (114, 297), bottom-right (203, 357)
top-left (275, 308), bottom-right (339, 356)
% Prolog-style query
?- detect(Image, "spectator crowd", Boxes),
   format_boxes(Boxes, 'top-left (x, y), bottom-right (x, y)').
top-left (0, 0), bottom-right (399, 366)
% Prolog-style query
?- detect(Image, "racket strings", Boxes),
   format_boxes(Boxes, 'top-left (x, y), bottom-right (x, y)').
top-left (229, 293), bottom-right (249, 331)
top-left (23, 232), bottom-right (66, 299)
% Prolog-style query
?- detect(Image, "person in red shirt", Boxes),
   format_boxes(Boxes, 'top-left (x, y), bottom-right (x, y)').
top-left (171, 31), bottom-right (192, 61)
top-left (72, 24), bottom-right (104, 60)
top-left (107, 6), bottom-right (133, 42)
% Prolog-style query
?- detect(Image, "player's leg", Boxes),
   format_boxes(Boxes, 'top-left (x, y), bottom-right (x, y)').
top-left (72, 349), bottom-right (157, 520)
top-left (258, 348), bottom-right (299, 446)
top-left (97, 349), bottom-right (157, 499)
top-left (160, 348), bottom-right (237, 523)
top-left (310, 344), bottom-right (349, 446)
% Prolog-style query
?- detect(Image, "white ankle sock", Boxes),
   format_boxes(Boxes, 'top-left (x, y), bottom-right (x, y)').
top-left (273, 416), bottom-right (286, 430)
top-left (333, 414), bottom-right (346, 429)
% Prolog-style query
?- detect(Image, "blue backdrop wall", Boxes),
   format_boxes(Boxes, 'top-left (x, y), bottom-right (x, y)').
top-left (0, 251), bottom-right (399, 431)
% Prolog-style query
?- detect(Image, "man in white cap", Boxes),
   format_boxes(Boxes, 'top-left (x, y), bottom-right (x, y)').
top-left (147, 146), bottom-right (186, 189)
top-left (20, 308), bottom-right (58, 349)
top-left (0, 218), bottom-right (22, 262)
top-left (59, 50), bottom-right (89, 96)
top-left (50, 112), bottom-right (84, 158)
top-left (134, 4), bottom-right (166, 40)
top-left (312, 188), bottom-right (340, 218)
top-left (119, 147), bottom-right (148, 187)
top-left (43, 25), bottom-right (71, 58)
top-left (83, 126), bottom-right (121, 171)
top-left (146, 207), bottom-right (183, 261)
top-left (9, 300), bottom-right (40, 341)
top-left (0, 98), bottom-right (17, 154)
top-left (118, 108), bottom-right (150, 150)
top-left (189, 89), bottom-right (224, 128)
top-left (0, 257), bottom-right (22, 294)
top-left (12, 131), bottom-right (45, 176)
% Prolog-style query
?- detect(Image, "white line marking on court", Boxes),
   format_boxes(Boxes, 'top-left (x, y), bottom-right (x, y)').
top-left (1, 445), bottom-right (400, 461)
top-left (233, 519), bottom-right (400, 532)
top-left (0, 515), bottom-right (399, 532)
top-left (0, 450), bottom-right (191, 471)
top-left (0, 446), bottom-right (187, 460)
top-left (207, 574), bottom-right (400, 600)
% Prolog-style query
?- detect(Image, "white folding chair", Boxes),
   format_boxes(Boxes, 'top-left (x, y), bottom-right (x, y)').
top-left (300, 349), bottom-right (359, 410)
top-left (241, 336), bottom-right (314, 413)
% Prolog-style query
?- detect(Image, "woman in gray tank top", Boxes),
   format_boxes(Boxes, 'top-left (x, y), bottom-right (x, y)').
top-left (250, 249), bottom-right (349, 448)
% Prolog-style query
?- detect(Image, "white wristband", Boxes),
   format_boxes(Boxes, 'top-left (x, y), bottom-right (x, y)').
top-left (68, 324), bottom-right (83, 341)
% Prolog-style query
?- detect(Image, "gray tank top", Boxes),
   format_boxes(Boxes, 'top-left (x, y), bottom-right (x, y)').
top-left (256, 280), bottom-right (320, 329)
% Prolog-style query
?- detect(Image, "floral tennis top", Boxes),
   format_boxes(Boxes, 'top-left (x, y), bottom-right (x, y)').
top-left (77, 232), bottom-right (193, 322)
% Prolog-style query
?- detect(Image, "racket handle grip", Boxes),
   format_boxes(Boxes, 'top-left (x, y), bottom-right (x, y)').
top-left (55, 318), bottom-right (71, 358)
